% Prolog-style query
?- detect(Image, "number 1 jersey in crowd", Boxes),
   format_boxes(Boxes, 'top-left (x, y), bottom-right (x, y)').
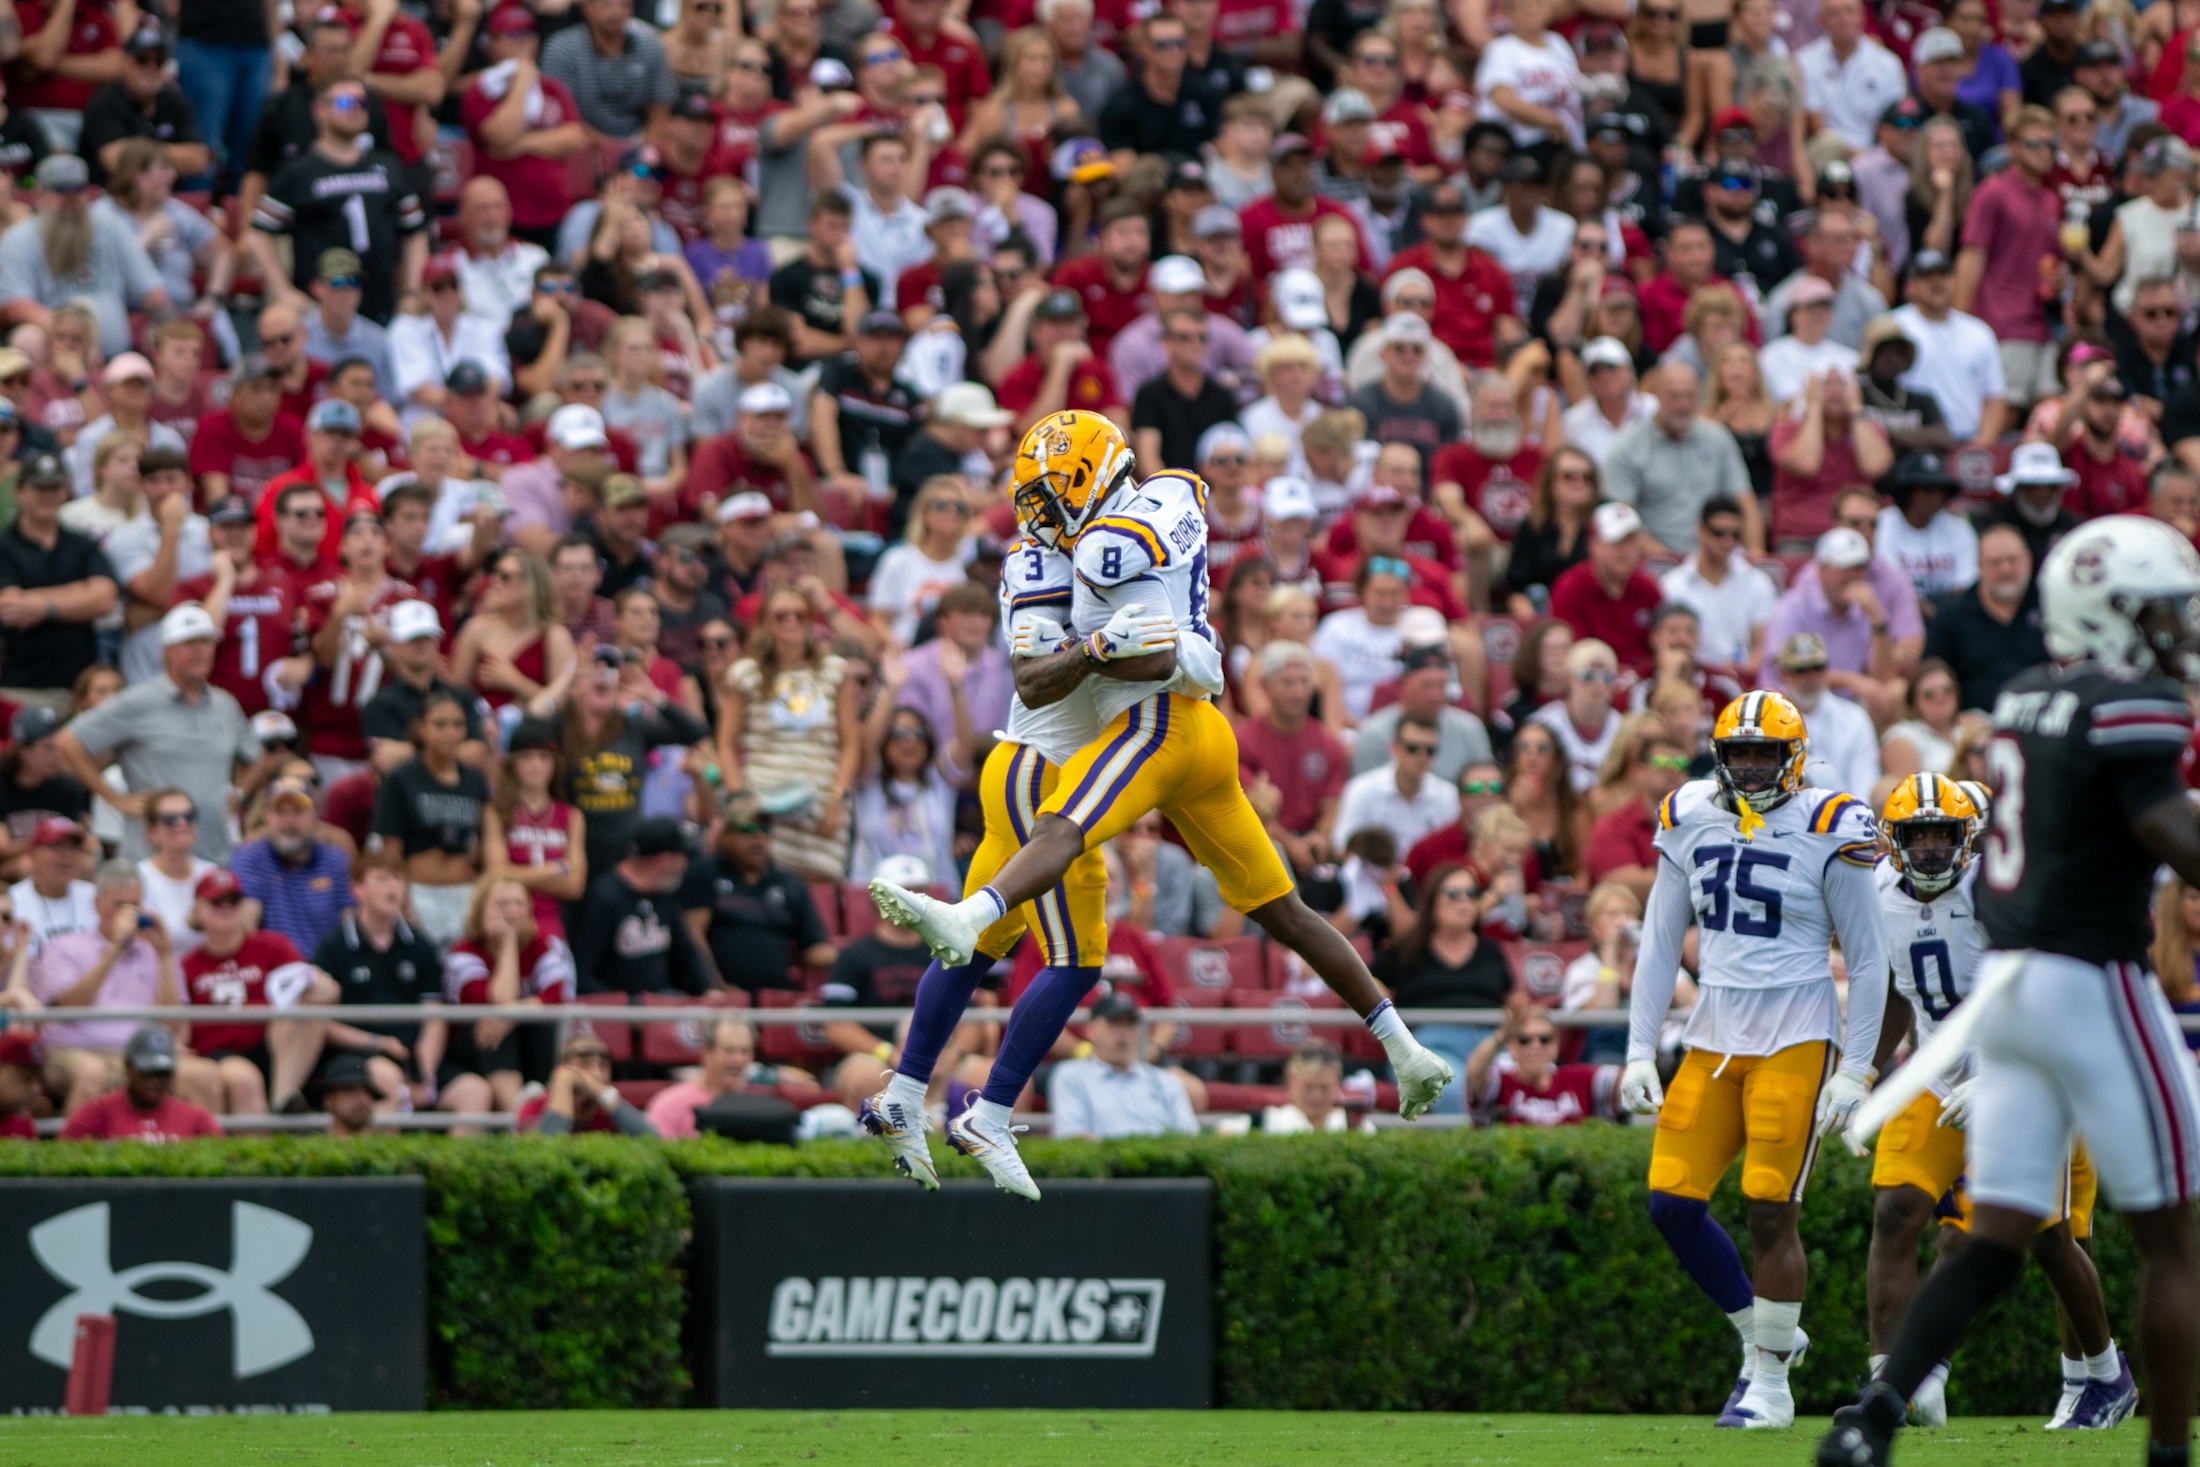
top-left (253, 146), bottom-right (426, 324)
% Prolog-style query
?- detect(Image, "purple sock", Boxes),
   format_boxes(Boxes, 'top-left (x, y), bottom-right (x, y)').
top-left (894, 955), bottom-right (995, 1085)
top-left (981, 964), bottom-right (1100, 1108)
top-left (1647, 1193), bottom-right (1754, 1314)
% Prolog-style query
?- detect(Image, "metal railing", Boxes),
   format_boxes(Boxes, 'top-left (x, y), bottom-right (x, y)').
top-left (0, 1003), bottom-right (1639, 1027)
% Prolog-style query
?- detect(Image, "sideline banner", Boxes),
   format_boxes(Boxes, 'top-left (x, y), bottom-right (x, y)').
top-left (690, 1177), bottom-right (1212, 1408)
top-left (0, 1177), bottom-right (425, 1413)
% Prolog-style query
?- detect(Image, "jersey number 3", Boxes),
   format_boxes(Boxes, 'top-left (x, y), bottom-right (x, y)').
top-left (1983, 737), bottom-right (2025, 891)
top-left (1693, 845), bottom-right (1788, 937)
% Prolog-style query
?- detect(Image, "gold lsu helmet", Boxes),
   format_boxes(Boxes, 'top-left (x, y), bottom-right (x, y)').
top-left (1956, 778), bottom-right (1992, 857)
top-left (1881, 774), bottom-right (1981, 897)
top-left (1711, 691), bottom-right (1809, 810)
top-left (1011, 410), bottom-right (1136, 551)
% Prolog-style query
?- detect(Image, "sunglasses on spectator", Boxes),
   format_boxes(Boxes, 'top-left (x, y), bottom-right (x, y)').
top-left (1460, 779), bottom-right (1503, 795)
top-left (700, 634), bottom-right (735, 649)
top-left (1575, 668), bottom-right (1616, 684)
top-left (864, 44), bottom-right (906, 63)
top-left (1205, 454), bottom-right (1243, 467)
top-left (153, 810), bottom-right (198, 826)
top-left (1150, 35), bottom-right (1185, 48)
top-left (1703, 522), bottom-right (1740, 541)
top-left (1641, 5), bottom-right (1677, 15)
top-left (283, 506), bottom-right (326, 520)
top-left (0, 373), bottom-right (27, 387)
top-left (1400, 740), bottom-right (1438, 757)
top-left (1392, 294), bottom-right (1434, 310)
top-left (729, 817), bottom-right (771, 833)
top-left (330, 92), bottom-right (366, 112)
top-left (1558, 467), bottom-right (1595, 482)
top-left (629, 162), bottom-right (664, 181)
top-left (926, 499), bottom-right (970, 515)
top-left (539, 279), bottom-right (578, 295)
top-left (980, 164), bottom-right (1022, 178)
top-left (2013, 136), bottom-right (2053, 151)
top-left (494, 567), bottom-right (524, 583)
top-left (770, 608), bottom-right (808, 623)
top-left (1438, 884), bottom-right (1481, 901)
top-left (569, 1048), bottom-right (612, 1066)
top-left (567, 378), bottom-right (607, 393)
top-left (1647, 754), bottom-right (1691, 771)
top-left (2139, 306), bottom-right (2180, 319)
top-left (1511, 1031), bottom-right (1557, 1046)
top-left (1357, 50), bottom-right (1398, 65)
top-left (326, 275), bottom-right (361, 290)
top-left (887, 725), bottom-right (927, 742)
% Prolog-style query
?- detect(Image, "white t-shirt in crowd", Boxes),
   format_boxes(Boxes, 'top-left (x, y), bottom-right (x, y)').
top-left (867, 542), bottom-right (971, 646)
top-left (1309, 608), bottom-right (1405, 721)
top-left (1239, 395), bottom-right (1322, 476)
top-left (1892, 304), bottom-right (2006, 440)
top-left (1874, 505), bottom-right (1980, 601)
top-left (1562, 392), bottom-right (1657, 466)
top-left (12, 877), bottom-right (97, 958)
top-left (1331, 762), bottom-right (1461, 854)
top-left (1880, 718), bottom-right (1956, 774)
top-left (137, 856), bottom-right (216, 956)
top-left (1757, 336), bottom-right (1859, 405)
top-left (1796, 690), bottom-right (1882, 797)
top-left (1262, 1103), bottom-right (1351, 1133)
top-left (1465, 204), bottom-right (1576, 317)
top-left (1529, 701), bottom-right (1621, 793)
top-left (1658, 552), bottom-right (1778, 667)
top-left (1474, 33), bottom-right (1584, 148)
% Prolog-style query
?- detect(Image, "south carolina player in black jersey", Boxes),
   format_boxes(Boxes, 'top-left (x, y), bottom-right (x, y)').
top-left (1822, 515), bottom-right (2200, 1467)
top-left (249, 76), bottom-right (426, 326)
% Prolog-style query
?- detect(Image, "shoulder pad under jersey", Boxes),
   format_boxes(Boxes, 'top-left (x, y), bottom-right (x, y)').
top-left (998, 536), bottom-right (1074, 616)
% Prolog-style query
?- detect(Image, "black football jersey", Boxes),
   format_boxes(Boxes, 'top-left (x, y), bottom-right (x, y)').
top-left (1976, 661), bottom-right (2193, 963)
top-left (253, 145), bottom-right (425, 325)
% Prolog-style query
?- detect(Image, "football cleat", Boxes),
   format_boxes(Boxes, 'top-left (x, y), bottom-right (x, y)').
top-left (2046, 1376), bottom-right (2085, 1429)
top-left (2053, 1354), bottom-right (2138, 1431)
top-left (857, 1074), bottom-right (938, 1191)
top-left (948, 1096), bottom-right (1040, 1202)
top-left (1715, 1329), bottom-right (1807, 1428)
top-left (1393, 1042), bottom-right (1454, 1120)
top-left (869, 879), bottom-right (982, 966)
top-left (1718, 1371), bottom-right (1794, 1429)
top-left (1906, 1361), bottom-right (1949, 1427)
top-left (1721, 1372), bottom-right (1752, 1418)
top-left (1816, 1382), bottom-right (1905, 1467)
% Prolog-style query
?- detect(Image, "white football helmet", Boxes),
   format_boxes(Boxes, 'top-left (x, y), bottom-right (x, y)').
top-left (2039, 514), bottom-right (2200, 684)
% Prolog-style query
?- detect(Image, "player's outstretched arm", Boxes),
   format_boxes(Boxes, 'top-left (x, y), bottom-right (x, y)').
top-left (1826, 857), bottom-right (1891, 1078)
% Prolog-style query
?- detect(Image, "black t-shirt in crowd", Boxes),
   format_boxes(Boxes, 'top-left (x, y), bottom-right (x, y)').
top-left (241, 83), bottom-right (396, 191)
top-left (0, 771), bottom-right (87, 843)
top-left (1370, 935), bottom-right (1513, 1009)
top-left (0, 109), bottom-right (48, 182)
top-left (255, 144), bottom-right (423, 325)
top-left (1303, 0), bottom-right (1386, 86)
top-left (1132, 371), bottom-right (1241, 472)
top-left (822, 932), bottom-right (933, 1042)
top-left (2119, 330), bottom-right (2199, 410)
top-left (361, 676), bottom-right (487, 750)
top-left (314, 912), bottom-right (445, 1051)
top-left (814, 353), bottom-right (923, 484)
top-left (767, 257), bottom-right (884, 366)
top-left (570, 869), bottom-right (712, 996)
top-left (79, 83), bottom-right (205, 189)
top-left (1097, 73), bottom-right (1223, 158)
top-left (559, 703), bottom-right (712, 878)
top-left (680, 853), bottom-right (829, 993)
top-left (180, 0), bottom-right (278, 46)
top-left (1707, 217), bottom-right (1803, 299)
top-left (370, 759), bottom-right (489, 859)
top-left (0, 522), bottom-right (115, 691)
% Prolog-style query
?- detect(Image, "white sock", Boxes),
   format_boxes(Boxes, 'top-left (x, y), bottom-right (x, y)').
top-left (1730, 1307), bottom-right (1757, 1375)
top-left (2086, 1342), bottom-right (2122, 1381)
top-left (2063, 1354), bottom-right (2088, 1384)
top-left (972, 1097), bottom-right (1014, 1130)
top-left (1366, 1000), bottom-right (1409, 1045)
top-left (884, 1070), bottom-right (927, 1112)
top-left (1753, 1297), bottom-right (1800, 1378)
top-left (1869, 1353), bottom-right (1888, 1380)
top-left (964, 888), bottom-right (1008, 927)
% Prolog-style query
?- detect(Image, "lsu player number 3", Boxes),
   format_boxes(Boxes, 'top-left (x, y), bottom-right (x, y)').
top-left (869, 413), bottom-right (1455, 1173)
top-left (1622, 691), bottom-right (1889, 1431)
top-left (1823, 516), bottom-right (2200, 1467)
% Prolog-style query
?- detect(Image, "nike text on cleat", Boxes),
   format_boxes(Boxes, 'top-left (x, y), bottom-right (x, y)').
top-left (948, 1098), bottom-right (1040, 1202)
top-left (1907, 1361), bottom-right (1948, 1428)
top-left (857, 1075), bottom-right (938, 1191)
top-left (869, 880), bottom-right (981, 966)
top-left (1815, 1382), bottom-right (1904, 1467)
top-left (2054, 1354), bottom-right (2138, 1431)
top-left (1393, 1044), bottom-right (1453, 1120)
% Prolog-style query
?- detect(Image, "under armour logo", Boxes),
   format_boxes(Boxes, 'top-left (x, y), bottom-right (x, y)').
top-left (28, 1202), bottom-right (315, 1378)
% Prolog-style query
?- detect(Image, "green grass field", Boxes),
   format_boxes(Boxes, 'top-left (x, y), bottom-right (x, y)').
top-left (0, 1411), bottom-right (2154, 1466)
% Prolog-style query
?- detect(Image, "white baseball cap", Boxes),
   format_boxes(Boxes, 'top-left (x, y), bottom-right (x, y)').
top-left (1995, 440), bottom-right (2080, 493)
top-left (388, 600), bottom-right (442, 642)
top-left (1149, 255), bottom-right (1206, 295)
top-left (1593, 501), bottom-right (1642, 544)
top-left (737, 381), bottom-right (794, 415)
top-left (1581, 336), bottom-right (1633, 370)
top-left (1377, 312), bottom-right (1433, 347)
top-left (1815, 526), bottom-right (1872, 569)
top-left (934, 381), bottom-right (1012, 428)
top-left (1270, 268), bottom-right (1326, 331)
top-left (873, 853), bottom-right (931, 890)
top-left (1264, 476), bottom-right (1316, 521)
top-left (715, 490), bottom-right (774, 523)
top-left (547, 403), bottom-right (608, 451)
top-left (251, 709), bottom-right (297, 743)
top-left (161, 602), bottom-right (218, 646)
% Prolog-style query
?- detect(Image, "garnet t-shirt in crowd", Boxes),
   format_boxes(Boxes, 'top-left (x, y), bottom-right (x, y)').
top-left (10, 0), bottom-right (120, 110)
top-left (1239, 193), bottom-right (1371, 279)
top-left (682, 434), bottom-right (814, 517)
top-left (174, 558), bottom-right (312, 717)
top-left (1480, 1063), bottom-right (1620, 1126)
top-left (1048, 254), bottom-right (1148, 356)
top-left (1319, 502), bottom-right (1462, 566)
top-left (1546, 560), bottom-right (1661, 672)
top-left (181, 930), bottom-right (316, 1055)
top-left (443, 933), bottom-right (576, 1004)
top-left (994, 352), bottom-right (1122, 418)
top-left (461, 72), bottom-right (586, 230)
top-left (299, 574), bottom-right (417, 761)
top-left (498, 799), bottom-right (580, 938)
top-left (187, 410), bottom-right (307, 507)
top-left (1429, 442), bottom-right (1542, 543)
top-left (2065, 441), bottom-right (2149, 520)
top-left (1381, 245), bottom-right (1516, 368)
top-left (148, 372), bottom-right (222, 445)
top-left (60, 1089), bottom-right (223, 1141)
top-left (1235, 715), bottom-right (1350, 836)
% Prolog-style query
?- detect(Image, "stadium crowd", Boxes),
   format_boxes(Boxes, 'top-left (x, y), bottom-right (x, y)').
top-left (0, 0), bottom-right (2198, 1142)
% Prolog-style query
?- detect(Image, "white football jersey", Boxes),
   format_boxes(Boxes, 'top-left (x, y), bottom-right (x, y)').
top-left (998, 536), bottom-right (1102, 767)
top-left (1878, 858), bottom-right (1984, 1092)
top-left (1069, 469), bottom-right (1225, 727)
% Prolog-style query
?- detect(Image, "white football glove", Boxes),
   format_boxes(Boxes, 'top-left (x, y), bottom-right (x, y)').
top-left (1012, 613), bottom-right (1069, 658)
top-left (1936, 1079), bottom-right (1977, 1132)
top-left (1815, 1071), bottom-right (1871, 1140)
top-left (1084, 602), bottom-right (1178, 661)
top-left (1619, 1059), bottom-right (1664, 1115)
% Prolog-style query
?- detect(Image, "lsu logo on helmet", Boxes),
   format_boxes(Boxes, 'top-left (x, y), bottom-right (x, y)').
top-left (1012, 411), bottom-right (1135, 551)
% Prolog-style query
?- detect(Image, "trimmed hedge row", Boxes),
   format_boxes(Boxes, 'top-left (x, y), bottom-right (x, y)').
top-left (0, 1129), bottom-right (2134, 1414)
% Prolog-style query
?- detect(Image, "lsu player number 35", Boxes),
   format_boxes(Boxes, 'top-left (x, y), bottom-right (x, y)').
top-left (1623, 691), bottom-right (1889, 1432)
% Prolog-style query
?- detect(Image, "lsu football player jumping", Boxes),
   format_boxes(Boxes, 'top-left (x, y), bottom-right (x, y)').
top-left (870, 412), bottom-right (1455, 1198)
top-left (855, 428), bottom-right (1160, 1195)
top-left (1620, 691), bottom-right (1889, 1430)
top-left (1861, 775), bottom-right (2133, 1431)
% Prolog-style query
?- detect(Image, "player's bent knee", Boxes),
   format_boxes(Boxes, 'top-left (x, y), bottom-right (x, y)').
top-left (1874, 1185), bottom-right (1935, 1237)
top-left (1648, 1189), bottom-right (1710, 1234)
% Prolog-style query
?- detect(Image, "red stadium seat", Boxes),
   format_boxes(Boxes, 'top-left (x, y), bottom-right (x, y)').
top-left (1504, 941), bottom-right (1588, 1008)
top-left (1155, 933), bottom-right (1265, 994)
top-left (808, 881), bottom-right (842, 940)
top-left (754, 987), bottom-right (844, 1067)
top-left (1227, 989), bottom-right (1342, 1060)
top-left (1201, 1081), bottom-right (1289, 1114)
top-left (614, 1079), bottom-right (668, 1109)
top-left (571, 992), bottom-right (634, 1061)
top-left (1163, 988), bottom-right (1227, 1057)
top-left (636, 990), bottom-right (751, 1067)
